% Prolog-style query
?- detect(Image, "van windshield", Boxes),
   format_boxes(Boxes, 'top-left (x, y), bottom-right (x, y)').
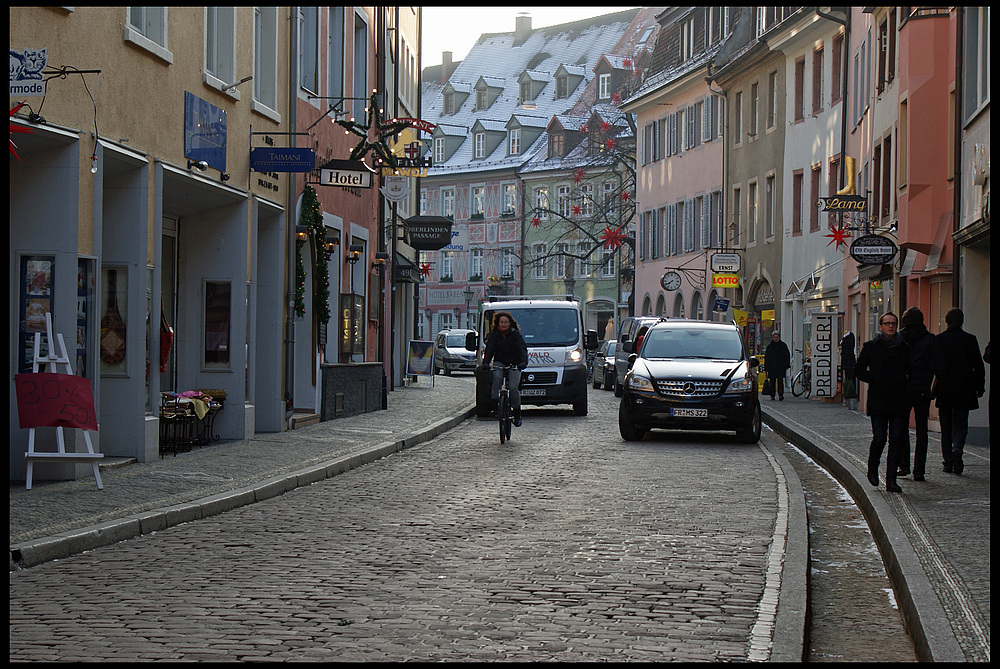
top-left (508, 308), bottom-right (579, 347)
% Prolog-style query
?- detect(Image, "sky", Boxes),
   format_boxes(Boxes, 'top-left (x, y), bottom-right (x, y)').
top-left (420, 6), bottom-right (635, 68)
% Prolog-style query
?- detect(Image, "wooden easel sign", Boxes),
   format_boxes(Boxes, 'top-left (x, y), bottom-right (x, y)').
top-left (16, 312), bottom-right (104, 490)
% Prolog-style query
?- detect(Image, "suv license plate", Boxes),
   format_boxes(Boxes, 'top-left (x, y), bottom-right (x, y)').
top-left (521, 388), bottom-right (546, 396)
top-left (671, 408), bottom-right (708, 417)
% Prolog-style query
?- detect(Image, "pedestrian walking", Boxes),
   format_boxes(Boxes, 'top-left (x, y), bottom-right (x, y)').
top-left (840, 330), bottom-right (858, 404)
top-left (898, 307), bottom-right (939, 481)
top-left (933, 309), bottom-right (985, 475)
top-left (763, 330), bottom-right (791, 400)
top-left (854, 312), bottom-right (911, 492)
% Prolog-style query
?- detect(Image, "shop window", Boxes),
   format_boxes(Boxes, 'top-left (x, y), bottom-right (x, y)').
top-left (100, 266), bottom-right (129, 375)
top-left (204, 280), bottom-right (231, 369)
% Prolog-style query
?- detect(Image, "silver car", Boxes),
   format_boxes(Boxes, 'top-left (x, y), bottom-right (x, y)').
top-left (592, 339), bottom-right (617, 390)
top-left (433, 329), bottom-right (476, 375)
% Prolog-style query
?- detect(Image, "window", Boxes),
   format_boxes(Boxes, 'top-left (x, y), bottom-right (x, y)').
top-left (433, 136), bottom-right (445, 164)
top-left (299, 7), bottom-right (319, 93)
top-left (470, 248), bottom-right (484, 279)
top-left (520, 81), bottom-right (531, 102)
top-left (598, 73), bottom-right (612, 100)
top-left (898, 99), bottom-right (908, 186)
top-left (556, 185), bottom-right (571, 217)
top-left (792, 170), bottom-right (803, 235)
top-left (880, 136), bottom-right (892, 220)
top-left (554, 243), bottom-right (570, 278)
top-left (474, 131), bottom-right (485, 159)
top-left (503, 184), bottom-right (518, 215)
top-left (600, 246), bottom-right (616, 277)
top-left (813, 46), bottom-right (824, 113)
top-left (831, 31), bottom-right (845, 104)
top-left (765, 174), bottom-right (775, 239)
top-left (747, 181), bottom-right (757, 244)
top-left (352, 11), bottom-right (368, 120)
top-left (476, 88), bottom-right (488, 110)
top-left (253, 7), bottom-right (278, 113)
top-left (441, 188), bottom-right (455, 218)
top-left (681, 17), bottom-right (696, 60)
top-left (126, 7), bottom-right (171, 62)
top-left (508, 128), bottom-right (521, 155)
top-left (419, 189), bottom-right (428, 215)
top-left (204, 281), bottom-right (232, 369)
top-left (549, 132), bottom-right (564, 158)
top-left (734, 91), bottom-right (743, 144)
top-left (500, 249), bottom-right (516, 278)
top-left (810, 165), bottom-right (821, 232)
top-left (206, 7), bottom-right (236, 87)
top-left (649, 208), bottom-right (659, 259)
top-left (441, 251), bottom-right (455, 281)
top-left (579, 184), bottom-right (593, 216)
top-left (665, 204), bottom-right (677, 256)
top-left (556, 75), bottom-right (568, 99)
top-left (731, 186), bottom-right (741, 246)
top-left (534, 186), bottom-right (549, 218)
top-left (964, 7), bottom-right (990, 116)
top-left (767, 70), bottom-right (778, 128)
top-left (603, 181), bottom-right (617, 219)
top-left (327, 8), bottom-right (345, 102)
top-left (532, 243), bottom-right (547, 279)
top-left (575, 242), bottom-right (592, 278)
top-left (471, 186), bottom-right (485, 217)
top-left (682, 199), bottom-right (695, 253)
top-left (443, 92), bottom-right (455, 115)
top-left (792, 56), bottom-right (804, 123)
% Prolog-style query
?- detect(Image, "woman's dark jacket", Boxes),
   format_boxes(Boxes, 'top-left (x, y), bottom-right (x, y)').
top-left (933, 326), bottom-right (985, 411)
top-left (899, 323), bottom-right (938, 399)
top-left (854, 333), bottom-right (911, 416)
top-left (763, 339), bottom-right (791, 377)
top-left (483, 327), bottom-right (528, 368)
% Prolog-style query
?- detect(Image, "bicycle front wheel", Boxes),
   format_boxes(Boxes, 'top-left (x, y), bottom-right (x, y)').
top-left (791, 372), bottom-right (806, 397)
top-left (498, 394), bottom-right (510, 443)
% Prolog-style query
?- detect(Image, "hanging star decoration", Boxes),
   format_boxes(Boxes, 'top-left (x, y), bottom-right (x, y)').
top-left (599, 226), bottom-right (628, 252)
top-left (604, 137), bottom-right (617, 151)
top-left (623, 58), bottom-right (632, 69)
top-left (531, 215), bottom-right (542, 228)
top-left (824, 223), bottom-right (851, 250)
top-left (611, 92), bottom-right (621, 104)
top-left (620, 189), bottom-right (631, 202)
top-left (600, 120), bottom-right (612, 133)
top-left (419, 262), bottom-right (433, 278)
top-left (572, 204), bottom-right (582, 216)
top-left (335, 92), bottom-right (411, 169)
top-left (10, 101), bottom-right (34, 161)
top-left (572, 168), bottom-right (586, 184)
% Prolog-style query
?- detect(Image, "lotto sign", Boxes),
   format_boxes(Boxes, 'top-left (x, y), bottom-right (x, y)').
top-left (711, 273), bottom-right (740, 288)
top-left (14, 373), bottom-right (98, 431)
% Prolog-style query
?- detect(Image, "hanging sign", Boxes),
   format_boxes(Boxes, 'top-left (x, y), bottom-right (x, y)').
top-left (713, 296), bottom-right (730, 313)
top-left (712, 273), bottom-right (740, 288)
top-left (849, 234), bottom-right (897, 266)
top-left (10, 47), bottom-right (48, 97)
top-left (406, 216), bottom-right (453, 251)
top-left (250, 147), bottom-right (315, 172)
top-left (810, 312), bottom-right (839, 398)
top-left (319, 159), bottom-right (375, 188)
top-left (821, 195), bottom-right (867, 212)
top-left (380, 176), bottom-right (410, 202)
top-left (14, 372), bottom-right (98, 431)
top-left (710, 252), bottom-right (741, 273)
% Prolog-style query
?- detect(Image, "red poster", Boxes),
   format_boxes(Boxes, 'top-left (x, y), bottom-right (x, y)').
top-left (14, 373), bottom-right (98, 431)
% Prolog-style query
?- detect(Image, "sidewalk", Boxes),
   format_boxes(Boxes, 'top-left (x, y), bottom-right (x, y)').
top-left (762, 394), bottom-right (990, 663)
top-left (9, 374), bottom-right (477, 570)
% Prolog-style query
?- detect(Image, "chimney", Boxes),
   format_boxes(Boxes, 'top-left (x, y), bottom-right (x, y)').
top-left (515, 13), bottom-right (531, 45)
top-left (441, 50), bottom-right (453, 84)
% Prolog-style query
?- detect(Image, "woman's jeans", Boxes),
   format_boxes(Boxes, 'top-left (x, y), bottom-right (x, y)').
top-left (491, 367), bottom-right (521, 411)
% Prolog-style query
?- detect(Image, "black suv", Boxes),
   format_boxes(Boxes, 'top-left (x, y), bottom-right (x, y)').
top-left (618, 319), bottom-right (761, 443)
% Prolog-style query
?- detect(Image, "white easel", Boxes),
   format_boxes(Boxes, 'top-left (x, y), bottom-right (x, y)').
top-left (24, 313), bottom-right (104, 490)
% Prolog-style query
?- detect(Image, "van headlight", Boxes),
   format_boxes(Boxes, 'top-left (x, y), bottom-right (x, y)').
top-left (725, 376), bottom-right (754, 394)
top-left (565, 346), bottom-right (583, 364)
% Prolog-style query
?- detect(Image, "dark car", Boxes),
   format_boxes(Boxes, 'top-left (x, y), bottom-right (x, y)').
top-left (618, 319), bottom-right (761, 443)
top-left (612, 316), bottom-right (661, 396)
top-left (592, 339), bottom-right (617, 390)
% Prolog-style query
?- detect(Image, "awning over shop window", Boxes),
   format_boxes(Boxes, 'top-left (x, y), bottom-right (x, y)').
top-left (393, 251), bottom-right (419, 284)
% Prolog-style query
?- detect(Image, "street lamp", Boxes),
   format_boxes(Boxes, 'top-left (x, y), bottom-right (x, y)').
top-left (463, 288), bottom-right (475, 328)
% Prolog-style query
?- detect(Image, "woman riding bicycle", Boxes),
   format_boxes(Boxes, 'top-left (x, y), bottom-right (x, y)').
top-left (483, 311), bottom-right (529, 427)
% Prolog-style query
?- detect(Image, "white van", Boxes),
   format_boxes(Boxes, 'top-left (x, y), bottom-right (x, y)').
top-left (465, 296), bottom-right (599, 417)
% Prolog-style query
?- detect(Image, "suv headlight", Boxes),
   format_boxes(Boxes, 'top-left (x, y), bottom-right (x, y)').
top-left (565, 346), bottom-right (583, 364)
top-left (627, 372), bottom-right (654, 392)
top-left (725, 375), bottom-right (754, 394)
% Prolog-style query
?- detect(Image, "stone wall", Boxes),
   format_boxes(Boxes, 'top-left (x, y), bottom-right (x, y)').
top-left (320, 363), bottom-right (385, 420)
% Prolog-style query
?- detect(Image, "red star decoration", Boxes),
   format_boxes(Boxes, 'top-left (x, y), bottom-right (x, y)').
top-left (531, 216), bottom-right (541, 227)
top-left (604, 137), bottom-right (616, 150)
top-left (623, 58), bottom-right (632, 69)
top-left (600, 121), bottom-right (612, 132)
top-left (10, 101), bottom-right (34, 161)
top-left (572, 204), bottom-right (582, 216)
top-left (572, 168), bottom-right (586, 184)
top-left (599, 226), bottom-right (628, 252)
top-left (611, 92), bottom-right (621, 104)
top-left (419, 262), bottom-right (433, 278)
top-left (620, 190), bottom-right (631, 201)
top-left (824, 224), bottom-right (851, 250)
top-left (580, 125), bottom-right (588, 135)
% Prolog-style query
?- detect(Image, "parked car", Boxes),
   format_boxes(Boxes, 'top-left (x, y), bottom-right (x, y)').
top-left (433, 329), bottom-right (476, 375)
top-left (613, 316), bottom-right (662, 396)
top-left (618, 319), bottom-right (761, 443)
top-left (592, 339), bottom-right (617, 390)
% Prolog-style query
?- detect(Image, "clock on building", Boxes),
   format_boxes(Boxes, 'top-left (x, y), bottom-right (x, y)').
top-left (661, 271), bottom-right (682, 291)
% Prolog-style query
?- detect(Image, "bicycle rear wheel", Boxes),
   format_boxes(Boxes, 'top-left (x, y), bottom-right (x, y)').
top-left (791, 372), bottom-right (806, 397)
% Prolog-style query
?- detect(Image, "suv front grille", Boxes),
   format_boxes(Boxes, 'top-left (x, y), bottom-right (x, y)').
top-left (655, 379), bottom-right (725, 397)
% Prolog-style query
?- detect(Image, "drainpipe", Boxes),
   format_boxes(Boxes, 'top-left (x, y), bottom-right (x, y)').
top-left (952, 6), bottom-right (963, 309)
top-left (285, 8), bottom-right (299, 424)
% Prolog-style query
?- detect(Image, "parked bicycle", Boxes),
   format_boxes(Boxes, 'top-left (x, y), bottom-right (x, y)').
top-left (791, 354), bottom-right (812, 398)
top-left (492, 363), bottom-right (519, 443)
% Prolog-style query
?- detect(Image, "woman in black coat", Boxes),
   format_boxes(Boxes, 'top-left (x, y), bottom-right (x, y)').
top-left (763, 331), bottom-right (791, 400)
top-left (854, 312), bottom-right (911, 492)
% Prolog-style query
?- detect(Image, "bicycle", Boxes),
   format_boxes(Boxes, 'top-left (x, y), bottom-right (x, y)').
top-left (791, 356), bottom-right (812, 398)
top-left (492, 363), bottom-right (519, 443)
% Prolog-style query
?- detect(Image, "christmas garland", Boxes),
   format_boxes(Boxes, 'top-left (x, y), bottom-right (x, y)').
top-left (293, 185), bottom-right (331, 325)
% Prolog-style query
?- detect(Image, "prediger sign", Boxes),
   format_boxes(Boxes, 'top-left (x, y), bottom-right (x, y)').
top-left (809, 312), bottom-right (839, 399)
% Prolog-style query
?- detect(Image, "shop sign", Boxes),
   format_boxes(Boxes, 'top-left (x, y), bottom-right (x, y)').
top-left (821, 195), bottom-right (867, 212)
top-left (713, 296), bottom-right (730, 313)
top-left (710, 252), bottom-right (741, 273)
top-left (184, 92), bottom-right (227, 172)
top-left (250, 147), bottom-right (315, 172)
top-left (406, 216), bottom-right (453, 251)
top-left (380, 176), bottom-right (410, 202)
top-left (849, 234), bottom-right (897, 266)
top-left (11, 47), bottom-right (48, 97)
top-left (319, 159), bottom-right (375, 188)
top-left (810, 312), bottom-right (839, 398)
top-left (711, 273), bottom-right (740, 288)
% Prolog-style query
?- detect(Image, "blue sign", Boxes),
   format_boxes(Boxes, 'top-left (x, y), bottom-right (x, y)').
top-left (184, 92), bottom-right (227, 172)
top-left (250, 147), bottom-right (316, 172)
top-left (713, 296), bottom-right (730, 313)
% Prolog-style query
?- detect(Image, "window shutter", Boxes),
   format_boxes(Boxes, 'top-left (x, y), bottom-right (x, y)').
top-left (702, 96), bottom-right (713, 142)
top-left (650, 208), bottom-right (659, 259)
top-left (684, 198), bottom-right (695, 253)
top-left (701, 197), bottom-right (711, 248)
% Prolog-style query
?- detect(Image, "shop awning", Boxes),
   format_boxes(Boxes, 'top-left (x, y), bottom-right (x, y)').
top-left (393, 252), bottom-right (420, 284)
top-left (785, 256), bottom-right (848, 297)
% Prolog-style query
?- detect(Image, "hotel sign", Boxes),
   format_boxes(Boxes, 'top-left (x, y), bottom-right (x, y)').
top-left (319, 159), bottom-right (375, 188)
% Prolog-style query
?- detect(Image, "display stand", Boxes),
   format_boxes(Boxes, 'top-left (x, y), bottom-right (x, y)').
top-left (24, 313), bottom-right (104, 490)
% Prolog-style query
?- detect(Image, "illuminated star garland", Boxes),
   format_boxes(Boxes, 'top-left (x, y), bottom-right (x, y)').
top-left (824, 224), bottom-right (851, 251)
top-left (335, 92), bottom-right (411, 169)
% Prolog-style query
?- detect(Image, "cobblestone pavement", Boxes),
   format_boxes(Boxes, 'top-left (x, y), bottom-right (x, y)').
top-left (10, 388), bottom-right (789, 661)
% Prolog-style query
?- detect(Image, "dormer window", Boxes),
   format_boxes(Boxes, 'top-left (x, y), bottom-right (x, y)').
top-left (549, 133), bottom-right (564, 159)
top-left (443, 92), bottom-right (455, 115)
top-left (508, 128), bottom-right (521, 155)
top-left (474, 131), bottom-right (486, 159)
top-left (598, 73), bottom-right (612, 100)
top-left (520, 81), bottom-right (531, 102)
top-left (477, 89), bottom-right (488, 110)
top-left (556, 75), bottom-right (568, 99)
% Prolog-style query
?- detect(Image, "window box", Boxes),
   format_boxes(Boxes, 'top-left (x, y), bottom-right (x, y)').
top-left (470, 213), bottom-right (484, 221)
top-left (469, 274), bottom-right (483, 282)
top-left (440, 276), bottom-right (454, 283)
top-left (500, 210), bottom-right (516, 219)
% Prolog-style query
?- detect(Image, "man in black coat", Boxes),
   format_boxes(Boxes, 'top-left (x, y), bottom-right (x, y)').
top-left (763, 331), bottom-right (791, 400)
top-left (854, 312), bottom-right (911, 492)
top-left (933, 308), bottom-right (986, 475)
top-left (898, 307), bottom-right (939, 481)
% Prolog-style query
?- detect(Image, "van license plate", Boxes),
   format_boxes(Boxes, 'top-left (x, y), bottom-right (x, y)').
top-left (671, 408), bottom-right (707, 417)
top-left (521, 389), bottom-right (546, 396)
